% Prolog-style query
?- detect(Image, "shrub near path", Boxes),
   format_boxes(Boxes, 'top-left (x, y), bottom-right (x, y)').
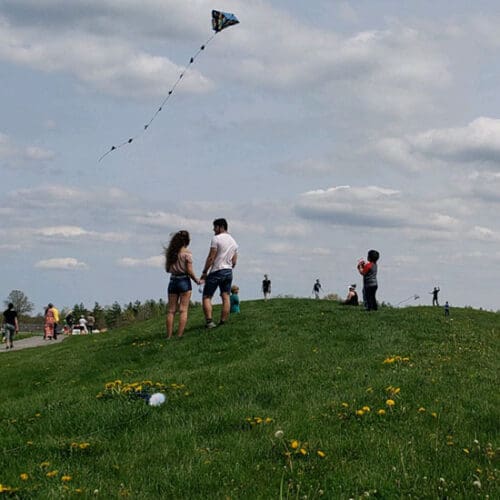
top-left (0, 299), bottom-right (498, 498)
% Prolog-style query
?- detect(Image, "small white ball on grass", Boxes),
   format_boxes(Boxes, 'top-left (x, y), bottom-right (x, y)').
top-left (149, 393), bottom-right (166, 406)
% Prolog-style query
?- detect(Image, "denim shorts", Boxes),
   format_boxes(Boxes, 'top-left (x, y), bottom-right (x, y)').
top-left (203, 269), bottom-right (233, 297)
top-left (168, 275), bottom-right (192, 295)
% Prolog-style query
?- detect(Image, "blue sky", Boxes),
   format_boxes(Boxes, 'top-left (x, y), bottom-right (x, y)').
top-left (1, 1), bottom-right (500, 313)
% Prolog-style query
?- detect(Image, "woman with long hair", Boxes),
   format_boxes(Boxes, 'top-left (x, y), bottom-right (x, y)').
top-left (164, 230), bottom-right (200, 339)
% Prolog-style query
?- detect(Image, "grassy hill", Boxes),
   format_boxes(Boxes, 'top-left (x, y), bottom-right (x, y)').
top-left (1, 299), bottom-right (498, 498)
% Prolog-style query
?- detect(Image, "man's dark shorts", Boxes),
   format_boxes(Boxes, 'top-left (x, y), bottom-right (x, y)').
top-left (203, 269), bottom-right (233, 298)
top-left (168, 275), bottom-right (192, 295)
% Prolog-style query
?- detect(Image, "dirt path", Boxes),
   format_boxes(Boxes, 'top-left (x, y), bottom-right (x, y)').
top-left (1, 335), bottom-right (65, 353)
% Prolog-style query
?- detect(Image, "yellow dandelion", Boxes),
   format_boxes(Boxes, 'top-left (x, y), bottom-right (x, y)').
top-left (402, 357), bottom-right (410, 362)
top-left (265, 417), bottom-right (273, 424)
top-left (46, 470), bottom-right (58, 478)
top-left (0, 485), bottom-right (13, 493)
top-left (386, 399), bottom-right (395, 407)
top-left (362, 406), bottom-right (371, 412)
top-left (463, 448), bottom-right (470, 454)
top-left (299, 448), bottom-right (308, 456)
top-left (317, 450), bottom-right (326, 458)
top-left (355, 410), bottom-right (365, 417)
top-left (393, 387), bottom-right (401, 394)
top-left (35, 413), bottom-right (41, 417)
top-left (79, 442), bottom-right (90, 449)
top-left (40, 461), bottom-right (50, 468)
top-left (255, 417), bottom-right (262, 424)
top-left (26, 440), bottom-right (34, 445)
top-left (75, 488), bottom-right (83, 494)
top-left (291, 440), bottom-right (299, 449)
top-left (20, 473), bottom-right (29, 481)
top-left (341, 402), bottom-right (349, 408)
top-left (61, 475), bottom-right (72, 482)
top-left (431, 412), bottom-right (437, 418)
top-left (377, 409), bottom-right (386, 416)
top-left (366, 387), bottom-right (373, 393)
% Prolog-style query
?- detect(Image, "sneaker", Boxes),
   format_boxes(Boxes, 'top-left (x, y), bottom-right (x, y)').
top-left (205, 320), bottom-right (217, 329)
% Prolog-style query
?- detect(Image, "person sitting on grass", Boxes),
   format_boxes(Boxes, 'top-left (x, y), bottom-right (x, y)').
top-left (343, 284), bottom-right (359, 306)
top-left (230, 285), bottom-right (240, 314)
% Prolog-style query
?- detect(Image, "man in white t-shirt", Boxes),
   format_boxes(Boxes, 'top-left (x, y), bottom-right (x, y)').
top-left (200, 218), bottom-right (238, 328)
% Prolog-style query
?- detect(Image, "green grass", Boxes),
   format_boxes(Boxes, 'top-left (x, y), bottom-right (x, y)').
top-left (1, 300), bottom-right (498, 498)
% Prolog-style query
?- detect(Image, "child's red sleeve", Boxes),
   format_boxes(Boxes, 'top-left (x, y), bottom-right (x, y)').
top-left (360, 262), bottom-right (373, 275)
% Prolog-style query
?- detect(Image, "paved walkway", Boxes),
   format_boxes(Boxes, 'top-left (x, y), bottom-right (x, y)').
top-left (1, 335), bottom-right (65, 353)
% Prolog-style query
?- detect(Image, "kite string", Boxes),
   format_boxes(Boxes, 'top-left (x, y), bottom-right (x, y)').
top-left (99, 33), bottom-right (217, 161)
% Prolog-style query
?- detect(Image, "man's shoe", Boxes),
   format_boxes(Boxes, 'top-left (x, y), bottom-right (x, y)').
top-left (205, 320), bottom-right (217, 329)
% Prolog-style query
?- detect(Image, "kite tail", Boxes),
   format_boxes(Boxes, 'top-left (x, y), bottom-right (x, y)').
top-left (98, 33), bottom-right (217, 162)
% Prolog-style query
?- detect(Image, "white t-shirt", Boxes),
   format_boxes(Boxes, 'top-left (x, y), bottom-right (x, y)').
top-left (210, 233), bottom-right (238, 272)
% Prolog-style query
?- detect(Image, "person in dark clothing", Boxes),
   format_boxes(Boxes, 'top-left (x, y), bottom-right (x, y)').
top-left (262, 274), bottom-right (271, 300)
top-left (2, 303), bottom-right (19, 349)
top-left (343, 284), bottom-right (359, 306)
top-left (357, 250), bottom-right (380, 311)
top-left (430, 287), bottom-right (440, 306)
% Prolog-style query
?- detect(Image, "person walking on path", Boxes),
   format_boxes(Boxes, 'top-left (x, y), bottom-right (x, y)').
top-left (44, 305), bottom-right (55, 340)
top-left (312, 279), bottom-right (322, 299)
top-left (2, 303), bottom-right (19, 349)
top-left (49, 303), bottom-right (60, 340)
top-left (430, 286), bottom-right (440, 306)
top-left (200, 218), bottom-right (238, 328)
top-left (78, 315), bottom-right (88, 334)
top-left (262, 275), bottom-right (271, 300)
top-left (164, 230), bottom-right (200, 339)
top-left (357, 250), bottom-right (380, 311)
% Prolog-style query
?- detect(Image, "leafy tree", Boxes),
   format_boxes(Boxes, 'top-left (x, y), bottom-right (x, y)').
top-left (92, 302), bottom-right (105, 329)
top-left (4, 290), bottom-right (34, 316)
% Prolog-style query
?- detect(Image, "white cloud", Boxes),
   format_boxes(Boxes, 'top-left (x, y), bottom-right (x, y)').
top-left (0, 10), bottom-right (213, 99)
top-left (0, 132), bottom-right (55, 166)
top-left (35, 257), bottom-right (88, 269)
top-left (116, 256), bottom-right (163, 268)
top-left (35, 226), bottom-right (128, 242)
top-left (377, 117), bottom-right (500, 171)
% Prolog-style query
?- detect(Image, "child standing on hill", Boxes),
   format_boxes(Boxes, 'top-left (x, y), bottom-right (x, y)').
top-left (357, 249), bottom-right (380, 311)
top-left (230, 285), bottom-right (240, 313)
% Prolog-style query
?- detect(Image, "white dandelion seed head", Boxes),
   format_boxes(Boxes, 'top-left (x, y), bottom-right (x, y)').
top-left (274, 430), bottom-right (284, 439)
top-left (149, 393), bottom-right (166, 406)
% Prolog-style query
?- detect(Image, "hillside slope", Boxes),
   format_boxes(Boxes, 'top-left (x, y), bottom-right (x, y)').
top-left (1, 300), bottom-right (498, 498)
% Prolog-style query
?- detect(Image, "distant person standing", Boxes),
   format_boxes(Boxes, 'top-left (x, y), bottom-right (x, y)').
top-left (230, 285), bottom-right (240, 313)
top-left (49, 303), bottom-right (60, 340)
top-left (87, 314), bottom-right (95, 334)
top-left (65, 311), bottom-right (74, 334)
top-left (164, 230), bottom-right (200, 339)
top-left (44, 305), bottom-right (55, 340)
top-left (357, 250), bottom-right (380, 311)
top-left (2, 303), bottom-right (19, 350)
top-left (444, 301), bottom-right (450, 317)
top-left (262, 274), bottom-right (271, 300)
top-left (312, 279), bottom-right (322, 299)
top-left (200, 218), bottom-right (238, 328)
top-left (79, 315), bottom-right (88, 334)
top-left (430, 286), bottom-right (440, 306)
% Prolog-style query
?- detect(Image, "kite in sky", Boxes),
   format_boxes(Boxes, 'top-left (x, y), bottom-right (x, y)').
top-left (99, 10), bottom-right (239, 161)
